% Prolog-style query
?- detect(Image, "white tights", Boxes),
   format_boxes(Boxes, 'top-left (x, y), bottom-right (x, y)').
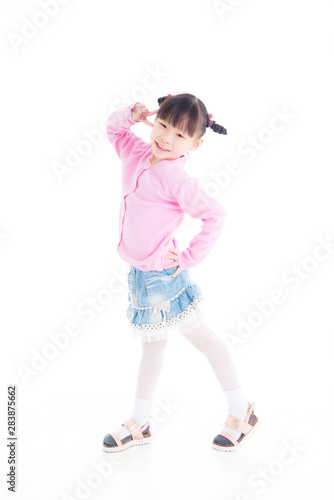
top-left (112, 317), bottom-right (249, 441)
top-left (134, 316), bottom-right (242, 397)
top-left (179, 318), bottom-right (241, 390)
top-left (134, 337), bottom-right (168, 400)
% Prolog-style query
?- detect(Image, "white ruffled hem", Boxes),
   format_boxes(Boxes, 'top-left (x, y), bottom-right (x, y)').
top-left (130, 294), bottom-right (207, 342)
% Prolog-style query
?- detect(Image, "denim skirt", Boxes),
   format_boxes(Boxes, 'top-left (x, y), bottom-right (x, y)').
top-left (126, 264), bottom-right (207, 342)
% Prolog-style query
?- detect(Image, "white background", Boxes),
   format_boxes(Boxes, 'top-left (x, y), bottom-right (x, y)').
top-left (1, 0), bottom-right (334, 498)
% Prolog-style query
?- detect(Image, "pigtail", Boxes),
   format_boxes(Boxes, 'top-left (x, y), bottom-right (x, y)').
top-left (207, 113), bottom-right (227, 135)
top-left (157, 94), bottom-right (173, 106)
top-left (211, 122), bottom-right (228, 135)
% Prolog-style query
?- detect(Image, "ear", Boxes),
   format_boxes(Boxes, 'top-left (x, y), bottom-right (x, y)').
top-left (189, 138), bottom-right (203, 151)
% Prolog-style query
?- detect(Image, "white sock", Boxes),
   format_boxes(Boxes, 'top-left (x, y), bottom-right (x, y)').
top-left (131, 397), bottom-right (152, 428)
top-left (222, 387), bottom-right (249, 441)
top-left (110, 397), bottom-right (152, 441)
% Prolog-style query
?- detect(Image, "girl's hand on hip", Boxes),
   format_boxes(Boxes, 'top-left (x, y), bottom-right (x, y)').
top-left (131, 102), bottom-right (159, 127)
top-left (163, 248), bottom-right (182, 278)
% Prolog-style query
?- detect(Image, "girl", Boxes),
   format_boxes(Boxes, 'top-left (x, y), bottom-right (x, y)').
top-left (102, 93), bottom-right (259, 453)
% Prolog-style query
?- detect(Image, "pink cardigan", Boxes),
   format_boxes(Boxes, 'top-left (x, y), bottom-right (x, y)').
top-left (106, 104), bottom-right (226, 272)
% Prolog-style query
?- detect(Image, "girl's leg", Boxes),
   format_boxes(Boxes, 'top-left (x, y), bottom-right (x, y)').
top-left (108, 338), bottom-right (168, 440)
top-left (178, 317), bottom-right (249, 441)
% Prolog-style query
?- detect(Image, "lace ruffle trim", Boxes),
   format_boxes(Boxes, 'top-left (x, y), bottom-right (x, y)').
top-left (130, 294), bottom-right (205, 342)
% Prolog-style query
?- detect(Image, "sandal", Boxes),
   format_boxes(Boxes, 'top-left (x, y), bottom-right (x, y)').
top-left (102, 417), bottom-right (152, 453)
top-left (212, 402), bottom-right (259, 452)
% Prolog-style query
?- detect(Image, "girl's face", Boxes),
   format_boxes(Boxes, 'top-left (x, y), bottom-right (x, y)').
top-left (149, 117), bottom-right (203, 162)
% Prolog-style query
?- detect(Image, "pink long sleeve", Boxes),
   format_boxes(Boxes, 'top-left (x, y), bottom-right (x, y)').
top-left (175, 176), bottom-right (226, 270)
top-left (105, 105), bottom-right (147, 160)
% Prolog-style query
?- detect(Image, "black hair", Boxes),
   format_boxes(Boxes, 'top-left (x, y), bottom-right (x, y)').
top-left (156, 93), bottom-right (227, 140)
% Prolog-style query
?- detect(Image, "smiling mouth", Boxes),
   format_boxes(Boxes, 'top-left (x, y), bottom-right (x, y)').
top-left (156, 141), bottom-right (171, 152)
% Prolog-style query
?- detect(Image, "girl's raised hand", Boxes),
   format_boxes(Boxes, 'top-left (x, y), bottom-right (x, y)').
top-left (131, 102), bottom-right (159, 127)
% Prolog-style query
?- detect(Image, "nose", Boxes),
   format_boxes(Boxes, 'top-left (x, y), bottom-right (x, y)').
top-left (161, 133), bottom-right (171, 144)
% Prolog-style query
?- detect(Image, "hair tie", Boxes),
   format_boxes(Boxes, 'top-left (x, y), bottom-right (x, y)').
top-left (163, 93), bottom-right (172, 102)
top-left (207, 113), bottom-right (214, 128)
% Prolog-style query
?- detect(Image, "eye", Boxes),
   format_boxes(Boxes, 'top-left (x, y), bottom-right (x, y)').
top-left (159, 121), bottom-right (184, 138)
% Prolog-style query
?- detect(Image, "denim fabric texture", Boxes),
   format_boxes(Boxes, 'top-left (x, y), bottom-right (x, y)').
top-left (126, 264), bottom-right (203, 336)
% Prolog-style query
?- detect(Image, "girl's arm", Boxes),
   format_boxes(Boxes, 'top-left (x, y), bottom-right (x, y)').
top-left (175, 176), bottom-right (226, 270)
top-left (105, 104), bottom-right (148, 160)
